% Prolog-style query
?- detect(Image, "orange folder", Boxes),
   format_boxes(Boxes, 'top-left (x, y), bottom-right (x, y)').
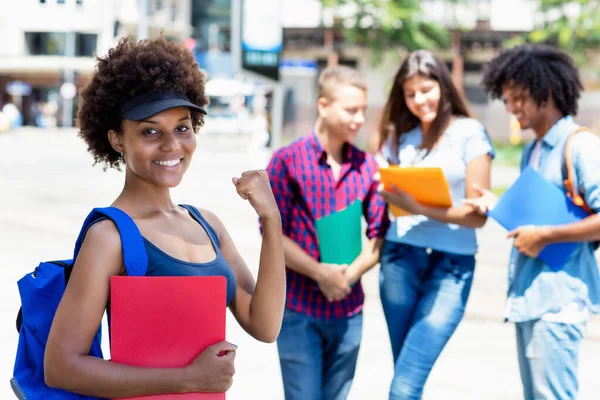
top-left (110, 276), bottom-right (227, 399)
top-left (378, 166), bottom-right (452, 217)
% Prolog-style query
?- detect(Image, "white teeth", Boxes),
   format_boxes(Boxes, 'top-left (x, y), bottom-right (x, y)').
top-left (154, 159), bottom-right (181, 167)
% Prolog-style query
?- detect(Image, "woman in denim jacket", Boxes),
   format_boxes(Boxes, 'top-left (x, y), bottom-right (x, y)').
top-left (375, 50), bottom-right (494, 399)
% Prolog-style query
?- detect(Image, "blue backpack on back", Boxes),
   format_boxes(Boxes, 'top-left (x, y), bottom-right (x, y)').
top-left (11, 207), bottom-right (148, 400)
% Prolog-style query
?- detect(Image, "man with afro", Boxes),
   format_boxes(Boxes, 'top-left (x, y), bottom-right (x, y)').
top-left (467, 44), bottom-right (600, 399)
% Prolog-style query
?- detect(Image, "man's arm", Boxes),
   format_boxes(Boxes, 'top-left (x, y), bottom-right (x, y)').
top-left (508, 132), bottom-right (600, 257)
top-left (541, 131), bottom-right (600, 244)
top-left (343, 175), bottom-right (389, 284)
top-left (541, 215), bottom-right (600, 244)
top-left (281, 235), bottom-right (323, 281)
top-left (345, 238), bottom-right (384, 285)
top-left (265, 151), bottom-right (350, 302)
top-left (282, 236), bottom-right (350, 302)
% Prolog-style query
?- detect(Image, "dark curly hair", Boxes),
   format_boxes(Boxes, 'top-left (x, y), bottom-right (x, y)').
top-left (481, 44), bottom-right (582, 116)
top-left (77, 37), bottom-right (208, 169)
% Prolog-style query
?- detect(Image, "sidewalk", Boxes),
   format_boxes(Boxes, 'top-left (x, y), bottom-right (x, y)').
top-left (492, 164), bottom-right (520, 188)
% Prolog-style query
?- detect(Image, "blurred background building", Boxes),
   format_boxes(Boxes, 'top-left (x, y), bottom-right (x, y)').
top-left (0, 0), bottom-right (192, 128)
top-left (1, 0), bottom-right (600, 145)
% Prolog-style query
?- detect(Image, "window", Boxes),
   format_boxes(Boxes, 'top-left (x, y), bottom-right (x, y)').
top-left (24, 32), bottom-right (97, 57)
top-left (76, 33), bottom-right (97, 57)
top-left (57, 0), bottom-right (66, 4)
top-left (76, 0), bottom-right (83, 5)
top-left (39, 0), bottom-right (46, 4)
top-left (25, 32), bottom-right (67, 56)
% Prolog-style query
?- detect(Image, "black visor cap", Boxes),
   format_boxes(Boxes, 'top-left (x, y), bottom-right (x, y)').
top-left (119, 92), bottom-right (207, 121)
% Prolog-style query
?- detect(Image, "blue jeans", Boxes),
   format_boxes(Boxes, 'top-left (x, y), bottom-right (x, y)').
top-left (379, 241), bottom-right (475, 400)
top-left (516, 319), bottom-right (585, 400)
top-left (276, 308), bottom-right (363, 400)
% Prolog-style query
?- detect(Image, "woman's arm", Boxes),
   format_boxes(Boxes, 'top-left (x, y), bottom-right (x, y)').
top-left (213, 169), bottom-right (286, 343)
top-left (421, 153), bottom-right (492, 228)
top-left (344, 175), bottom-right (389, 284)
top-left (45, 220), bottom-right (235, 397)
top-left (380, 154), bottom-right (492, 228)
top-left (204, 209), bottom-right (285, 343)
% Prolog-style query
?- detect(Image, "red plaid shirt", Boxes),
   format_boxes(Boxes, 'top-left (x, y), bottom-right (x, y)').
top-left (266, 132), bottom-right (389, 320)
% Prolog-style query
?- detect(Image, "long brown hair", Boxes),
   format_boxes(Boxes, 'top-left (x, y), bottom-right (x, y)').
top-left (378, 50), bottom-right (472, 161)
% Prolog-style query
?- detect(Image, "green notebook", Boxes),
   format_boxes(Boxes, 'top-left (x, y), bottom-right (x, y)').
top-left (315, 200), bottom-right (363, 265)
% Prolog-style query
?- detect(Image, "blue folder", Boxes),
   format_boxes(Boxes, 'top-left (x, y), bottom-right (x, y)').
top-left (488, 167), bottom-right (589, 271)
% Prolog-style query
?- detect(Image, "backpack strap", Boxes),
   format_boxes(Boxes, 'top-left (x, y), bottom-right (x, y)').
top-left (561, 127), bottom-right (593, 215)
top-left (73, 207), bottom-right (148, 276)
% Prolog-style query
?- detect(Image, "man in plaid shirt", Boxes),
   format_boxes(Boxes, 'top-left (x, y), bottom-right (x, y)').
top-left (266, 66), bottom-right (389, 399)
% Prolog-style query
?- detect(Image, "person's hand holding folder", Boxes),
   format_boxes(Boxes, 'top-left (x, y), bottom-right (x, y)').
top-left (464, 173), bottom-right (583, 269)
top-left (376, 167), bottom-right (453, 216)
top-left (377, 181), bottom-right (424, 216)
top-left (111, 276), bottom-right (233, 399)
top-left (183, 340), bottom-right (237, 393)
top-left (464, 186), bottom-right (551, 259)
top-left (506, 225), bottom-right (552, 258)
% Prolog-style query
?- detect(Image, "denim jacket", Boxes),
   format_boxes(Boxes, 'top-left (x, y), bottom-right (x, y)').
top-left (506, 116), bottom-right (600, 322)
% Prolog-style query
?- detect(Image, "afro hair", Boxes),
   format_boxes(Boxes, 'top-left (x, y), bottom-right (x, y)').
top-left (481, 44), bottom-right (582, 116)
top-left (77, 37), bottom-right (208, 169)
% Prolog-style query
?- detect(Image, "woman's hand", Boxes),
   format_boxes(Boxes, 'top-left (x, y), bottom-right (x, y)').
top-left (183, 340), bottom-right (237, 393)
top-left (232, 170), bottom-right (280, 222)
top-left (377, 183), bottom-right (423, 215)
top-left (463, 183), bottom-right (499, 215)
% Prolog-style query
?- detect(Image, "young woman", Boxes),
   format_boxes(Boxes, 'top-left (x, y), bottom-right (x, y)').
top-left (43, 37), bottom-right (285, 398)
top-left (376, 50), bottom-right (494, 399)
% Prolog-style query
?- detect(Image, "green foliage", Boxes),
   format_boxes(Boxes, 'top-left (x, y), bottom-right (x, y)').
top-left (324, 0), bottom-right (455, 63)
top-left (508, 0), bottom-right (600, 65)
top-left (493, 140), bottom-right (525, 167)
top-left (491, 185), bottom-right (508, 197)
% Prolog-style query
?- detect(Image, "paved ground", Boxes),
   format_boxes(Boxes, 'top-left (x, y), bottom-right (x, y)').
top-left (1, 128), bottom-right (600, 399)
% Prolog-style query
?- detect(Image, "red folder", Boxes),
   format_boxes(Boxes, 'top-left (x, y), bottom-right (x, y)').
top-left (110, 276), bottom-right (227, 399)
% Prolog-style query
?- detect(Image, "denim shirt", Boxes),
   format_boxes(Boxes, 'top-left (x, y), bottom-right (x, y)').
top-left (506, 116), bottom-right (600, 322)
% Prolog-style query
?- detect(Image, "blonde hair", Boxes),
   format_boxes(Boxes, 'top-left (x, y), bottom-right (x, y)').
top-left (318, 65), bottom-right (367, 100)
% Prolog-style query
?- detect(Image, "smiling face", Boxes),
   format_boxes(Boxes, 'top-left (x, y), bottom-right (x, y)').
top-left (109, 107), bottom-right (196, 188)
top-left (318, 84), bottom-right (367, 143)
top-left (402, 74), bottom-right (441, 126)
top-left (501, 84), bottom-right (544, 131)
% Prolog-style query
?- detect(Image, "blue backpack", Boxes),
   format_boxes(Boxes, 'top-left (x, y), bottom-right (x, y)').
top-left (11, 207), bottom-right (148, 400)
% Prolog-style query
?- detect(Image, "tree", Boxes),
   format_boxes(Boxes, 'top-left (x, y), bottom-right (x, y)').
top-left (507, 0), bottom-right (600, 64)
top-left (322, 0), bottom-right (457, 62)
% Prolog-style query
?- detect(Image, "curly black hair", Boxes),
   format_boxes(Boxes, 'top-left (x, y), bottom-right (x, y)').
top-left (481, 44), bottom-right (582, 116)
top-left (77, 37), bottom-right (208, 169)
